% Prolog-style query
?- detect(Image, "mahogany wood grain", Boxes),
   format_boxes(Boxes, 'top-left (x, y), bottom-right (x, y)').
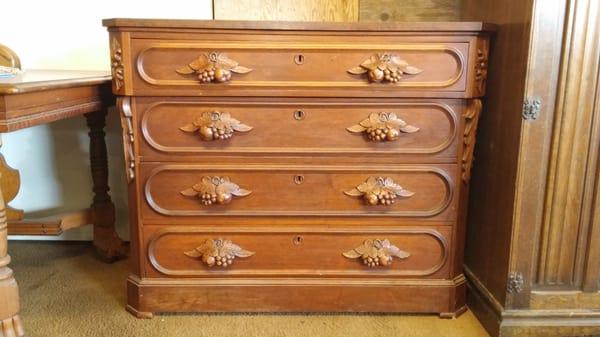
top-left (107, 19), bottom-right (488, 317)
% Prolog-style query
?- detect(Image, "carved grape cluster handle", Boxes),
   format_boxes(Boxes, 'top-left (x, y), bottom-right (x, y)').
top-left (184, 238), bottom-right (254, 268)
top-left (343, 239), bottom-right (410, 267)
top-left (180, 111), bottom-right (252, 141)
top-left (348, 53), bottom-right (422, 83)
top-left (181, 176), bottom-right (251, 206)
top-left (176, 51), bottom-right (252, 83)
top-left (345, 177), bottom-right (414, 206)
top-left (347, 112), bottom-right (419, 142)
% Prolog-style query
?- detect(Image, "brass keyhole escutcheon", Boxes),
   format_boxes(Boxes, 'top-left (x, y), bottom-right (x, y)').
top-left (294, 54), bottom-right (305, 65)
top-left (294, 110), bottom-right (305, 120)
top-left (293, 235), bottom-right (304, 245)
top-left (293, 175), bottom-right (305, 185)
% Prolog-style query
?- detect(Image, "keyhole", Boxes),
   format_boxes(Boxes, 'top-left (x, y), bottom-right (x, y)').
top-left (293, 175), bottom-right (305, 184)
top-left (294, 54), bottom-right (305, 65)
top-left (294, 110), bottom-right (305, 120)
top-left (293, 236), bottom-right (304, 245)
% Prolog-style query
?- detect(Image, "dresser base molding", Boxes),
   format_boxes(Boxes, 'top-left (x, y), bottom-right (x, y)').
top-left (126, 274), bottom-right (466, 316)
top-left (466, 266), bottom-right (600, 337)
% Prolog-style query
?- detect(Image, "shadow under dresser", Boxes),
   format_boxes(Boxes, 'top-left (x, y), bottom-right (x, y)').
top-left (102, 18), bottom-right (492, 318)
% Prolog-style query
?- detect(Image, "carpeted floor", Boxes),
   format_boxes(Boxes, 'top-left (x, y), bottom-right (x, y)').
top-left (9, 241), bottom-right (490, 337)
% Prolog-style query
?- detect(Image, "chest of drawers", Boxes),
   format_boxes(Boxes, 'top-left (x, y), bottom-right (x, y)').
top-left (103, 19), bottom-right (491, 318)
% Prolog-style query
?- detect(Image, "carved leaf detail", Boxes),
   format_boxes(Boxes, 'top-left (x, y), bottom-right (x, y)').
top-left (231, 65), bottom-right (253, 74)
top-left (348, 53), bottom-right (423, 83)
top-left (346, 124), bottom-right (367, 133)
top-left (181, 176), bottom-right (251, 206)
top-left (176, 51), bottom-right (252, 83)
top-left (462, 99), bottom-right (482, 183)
top-left (185, 238), bottom-right (255, 268)
top-left (344, 176), bottom-right (414, 206)
top-left (180, 111), bottom-right (252, 141)
top-left (347, 66), bottom-right (368, 75)
top-left (343, 239), bottom-right (410, 267)
top-left (347, 112), bottom-right (419, 142)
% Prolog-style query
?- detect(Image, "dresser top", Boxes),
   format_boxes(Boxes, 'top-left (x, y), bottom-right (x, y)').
top-left (103, 18), bottom-right (494, 33)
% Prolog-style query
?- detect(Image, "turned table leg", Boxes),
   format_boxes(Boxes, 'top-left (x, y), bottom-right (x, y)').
top-left (0, 138), bottom-right (25, 337)
top-left (85, 108), bottom-right (127, 261)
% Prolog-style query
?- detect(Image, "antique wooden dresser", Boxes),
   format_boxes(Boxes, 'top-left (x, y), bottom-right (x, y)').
top-left (103, 19), bottom-right (491, 317)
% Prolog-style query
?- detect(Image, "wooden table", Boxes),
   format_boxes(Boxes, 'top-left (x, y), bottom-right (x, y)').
top-left (0, 70), bottom-right (126, 336)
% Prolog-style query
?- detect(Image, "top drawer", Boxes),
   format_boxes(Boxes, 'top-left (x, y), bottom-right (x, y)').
top-left (108, 30), bottom-right (489, 98)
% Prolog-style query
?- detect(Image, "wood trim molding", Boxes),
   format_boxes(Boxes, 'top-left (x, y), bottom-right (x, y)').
top-left (136, 42), bottom-right (466, 89)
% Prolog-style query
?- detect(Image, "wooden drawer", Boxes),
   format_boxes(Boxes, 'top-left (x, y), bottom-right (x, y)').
top-left (139, 163), bottom-right (456, 221)
top-left (135, 97), bottom-right (460, 162)
top-left (143, 225), bottom-right (452, 279)
top-left (127, 37), bottom-right (473, 97)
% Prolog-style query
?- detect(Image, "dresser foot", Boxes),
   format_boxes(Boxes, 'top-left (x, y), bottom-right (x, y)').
top-left (439, 305), bottom-right (468, 319)
top-left (126, 305), bottom-right (154, 319)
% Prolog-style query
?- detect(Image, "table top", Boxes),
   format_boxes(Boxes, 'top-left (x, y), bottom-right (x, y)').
top-left (0, 69), bottom-right (111, 95)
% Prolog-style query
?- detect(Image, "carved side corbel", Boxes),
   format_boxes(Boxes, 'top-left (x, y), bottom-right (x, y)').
top-left (110, 38), bottom-right (125, 91)
top-left (461, 99), bottom-right (482, 183)
top-left (118, 97), bottom-right (135, 183)
top-left (473, 39), bottom-right (489, 96)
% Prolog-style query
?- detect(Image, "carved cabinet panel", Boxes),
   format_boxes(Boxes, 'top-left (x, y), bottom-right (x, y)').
top-left (105, 19), bottom-right (489, 316)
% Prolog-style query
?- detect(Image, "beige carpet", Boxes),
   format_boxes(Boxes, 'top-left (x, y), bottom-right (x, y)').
top-left (9, 241), bottom-right (489, 337)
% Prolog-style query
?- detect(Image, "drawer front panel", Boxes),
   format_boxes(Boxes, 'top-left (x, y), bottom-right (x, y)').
top-left (140, 164), bottom-right (456, 220)
top-left (137, 98), bottom-right (460, 160)
top-left (131, 39), bottom-right (469, 97)
top-left (144, 226), bottom-right (452, 278)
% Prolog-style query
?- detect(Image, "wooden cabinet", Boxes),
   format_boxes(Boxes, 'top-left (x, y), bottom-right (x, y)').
top-left (104, 19), bottom-right (491, 317)
top-left (461, 0), bottom-right (600, 336)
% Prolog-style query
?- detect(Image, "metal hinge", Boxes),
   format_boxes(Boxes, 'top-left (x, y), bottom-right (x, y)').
top-left (507, 272), bottom-right (524, 294)
top-left (523, 98), bottom-right (541, 120)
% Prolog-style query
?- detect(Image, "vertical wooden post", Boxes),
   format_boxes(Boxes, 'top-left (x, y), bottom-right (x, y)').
top-left (85, 108), bottom-right (126, 261)
top-left (0, 136), bottom-right (25, 337)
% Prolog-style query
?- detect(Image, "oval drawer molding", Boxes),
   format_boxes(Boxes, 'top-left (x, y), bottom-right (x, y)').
top-left (140, 100), bottom-right (458, 158)
top-left (146, 227), bottom-right (450, 277)
top-left (184, 238), bottom-right (255, 268)
top-left (348, 53), bottom-right (423, 83)
top-left (343, 239), bottom-right (410, 267)
top-left (175, 51), bottom-right (252, 83)
top-left (180, 111), bottom-right (252, 141)
top-left (144, 164), bottom-right (453, 218)
top-left (180, 176), bottom-right (251, 205)
top-left (344, 176), bottom-right (415, 206)
top-left (347, 111), bottom-right (419, 142)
